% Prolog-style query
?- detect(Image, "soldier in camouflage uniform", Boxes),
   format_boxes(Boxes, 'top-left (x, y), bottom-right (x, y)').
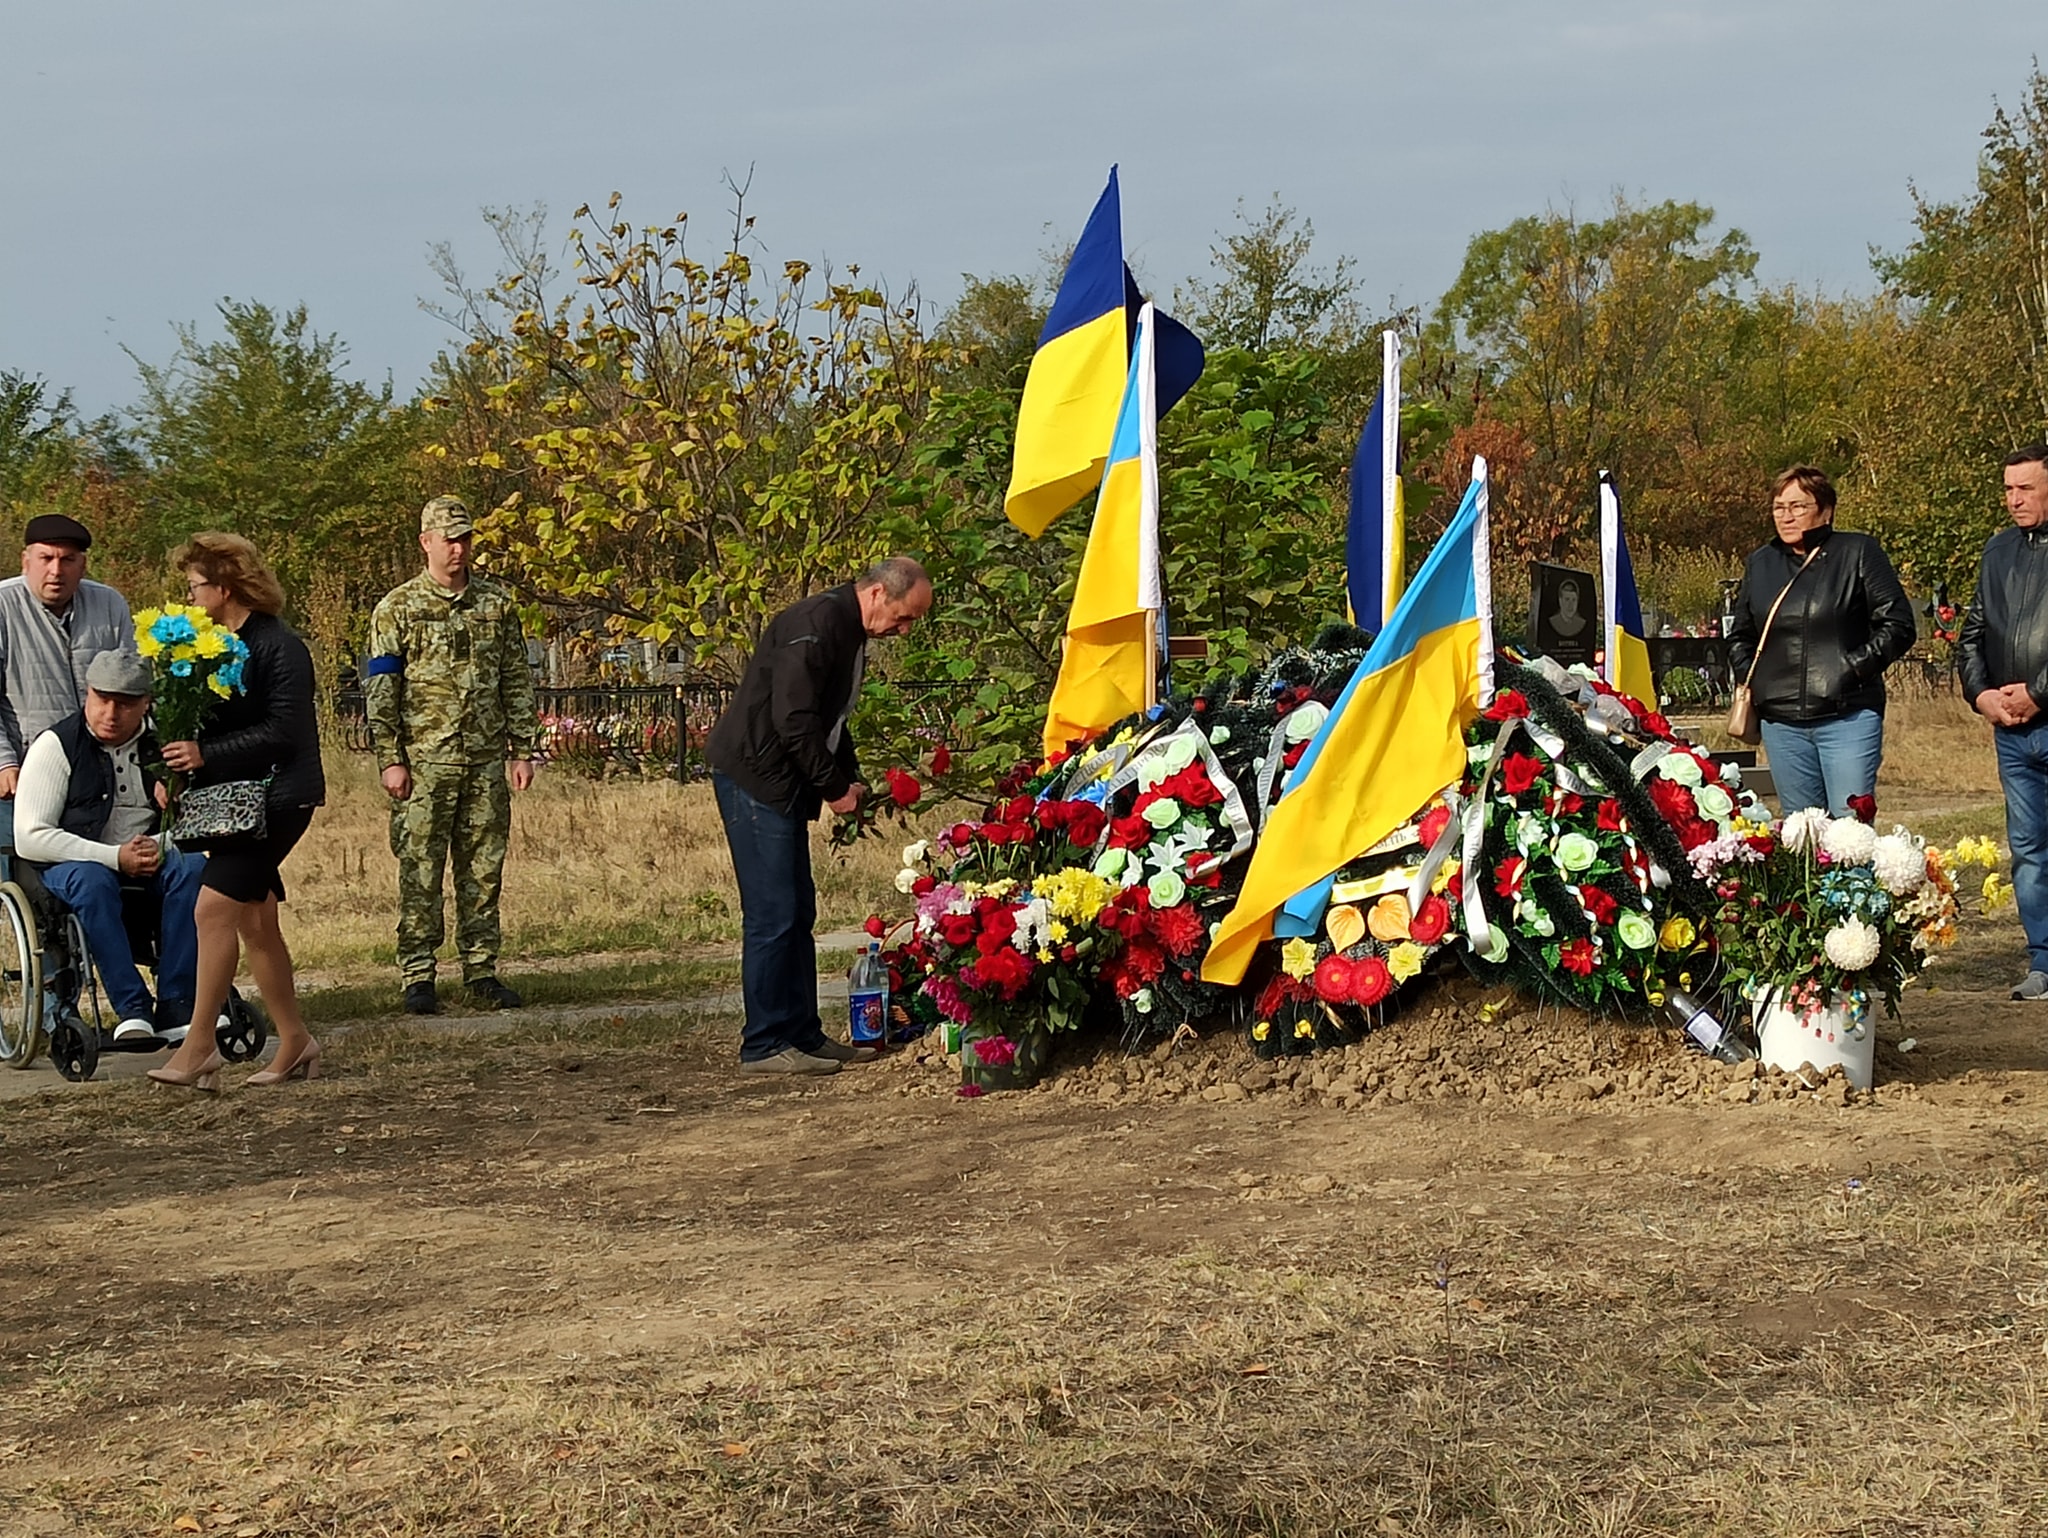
top-left (365, 496), bottom-right (540, 1015)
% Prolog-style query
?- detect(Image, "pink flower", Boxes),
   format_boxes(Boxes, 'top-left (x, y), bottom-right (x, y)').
top-left (956, 1084), bottom-right (986, 1099)
top-left (971, 1035), bottom-right (1017, 1067)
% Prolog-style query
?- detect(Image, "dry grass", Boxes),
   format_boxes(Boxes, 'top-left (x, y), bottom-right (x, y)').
top-left (280, 755), bottom-right (906, 980)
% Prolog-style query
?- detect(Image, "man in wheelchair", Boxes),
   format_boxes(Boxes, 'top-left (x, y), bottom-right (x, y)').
top-left (13, 651), bottom-right (202, 1043)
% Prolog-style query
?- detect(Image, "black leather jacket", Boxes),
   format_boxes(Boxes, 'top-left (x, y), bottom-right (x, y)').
top-left (194, 610), bottom-right (326, 811)
top-left (1724, 526), bottom-right (1915, 724)
top-left (1957, 522), bottom-right (2048, 709)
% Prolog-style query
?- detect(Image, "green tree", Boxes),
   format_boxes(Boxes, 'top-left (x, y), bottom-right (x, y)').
top-left (433, 192), bottom-right (940, 674)
top-left (130, 300), bottom-right (424, 607)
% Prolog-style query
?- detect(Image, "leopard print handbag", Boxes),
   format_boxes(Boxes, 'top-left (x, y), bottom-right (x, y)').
top-left (168, 777), bottom-right (272, 848)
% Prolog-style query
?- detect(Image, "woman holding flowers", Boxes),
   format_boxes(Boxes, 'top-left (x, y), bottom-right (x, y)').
top-left (147, 534), bottom-right (326, 1091)
top-left (1725, 466), bottom-right (1915, 817)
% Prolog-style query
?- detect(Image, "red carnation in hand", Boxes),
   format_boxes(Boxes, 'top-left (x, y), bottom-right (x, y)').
top-left (1350, 954), bottom-right (1394, 1007)
top-left (1409, 893), bottom-right (1452, 945)
top-left (1501, 753), bottom-right (1544, 796)
top-left (885, 768), bottom-right (922, 808)
top-left (1313, 954), bottom-right (1355, 1003)
top-left (1578, 885), bottom-right (1619, 926)
top-left (1558, 937), bottom-right (1597, 976)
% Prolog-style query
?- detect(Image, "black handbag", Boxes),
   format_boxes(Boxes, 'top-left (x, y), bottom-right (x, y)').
top-left (168, 778), bottom-right (271, 848)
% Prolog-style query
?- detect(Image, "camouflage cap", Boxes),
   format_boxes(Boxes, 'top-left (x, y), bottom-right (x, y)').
top-left (420, 495), bottom-right (474, 537)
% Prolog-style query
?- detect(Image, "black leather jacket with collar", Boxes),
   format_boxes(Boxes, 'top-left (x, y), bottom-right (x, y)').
top-left (1958, 522), bottom-right (2048, 710)
top-left (1724, 524), bottom-right (1916, 724)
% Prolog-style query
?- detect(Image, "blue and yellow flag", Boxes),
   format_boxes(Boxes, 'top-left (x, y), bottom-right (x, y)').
top-left (1203, 461), bottom-right (1495, 986)
top-left (1599, 472), bottom-right (1656, 711)
top-left (1043, 304), bottom-right (1162, 758)
top-left (1005, 170), bottom-right (1131, 538)
top-left (1345, 330), bottom-right (1405, 632)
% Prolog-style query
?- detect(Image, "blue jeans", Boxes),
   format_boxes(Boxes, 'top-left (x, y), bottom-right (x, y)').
top-left (1759, 710), bottom-right (1883, 817)
top-left (1994, 720), bottom-right (2048, 973)
top-left (711, 773), bottom-right (827, 1062)
top-left (40, 852), bottom-right (206, 1021)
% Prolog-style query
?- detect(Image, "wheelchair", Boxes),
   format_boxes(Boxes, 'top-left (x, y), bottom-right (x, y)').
top-left (0, 843), bottom-right (267, 1082)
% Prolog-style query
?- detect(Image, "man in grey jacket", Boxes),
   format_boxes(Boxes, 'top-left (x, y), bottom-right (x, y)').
top-left (0, 515), bottom-right (134, 841)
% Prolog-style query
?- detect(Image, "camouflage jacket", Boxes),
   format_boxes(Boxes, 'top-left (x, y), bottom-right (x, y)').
top-left (365, 571), bottom-right (539, 769)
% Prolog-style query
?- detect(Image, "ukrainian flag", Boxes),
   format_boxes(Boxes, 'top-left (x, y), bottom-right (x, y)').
top-left (1203, 461), bottom-right (1495, 986)
top-left (1005, 169), bottom-right (1131, 538)
top-left (1599, 472), bottom-right (1657, 711)
top-left (1042, 303), bottom-right (1162, 758)
top-left (1345, 330), bottom-right (1405, 633)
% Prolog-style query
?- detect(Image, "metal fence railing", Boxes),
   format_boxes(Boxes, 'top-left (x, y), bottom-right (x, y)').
top-left (331, 679), bottom-right (991, 779)
top-left (1647, 637), bottom-right (1958, 711)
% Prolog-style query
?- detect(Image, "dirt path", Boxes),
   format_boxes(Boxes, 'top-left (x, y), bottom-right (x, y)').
top-left (2, 918), bottom-right (2045, 1535)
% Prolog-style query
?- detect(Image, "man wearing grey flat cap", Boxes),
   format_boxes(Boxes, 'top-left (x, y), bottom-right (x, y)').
top-left (0, 515), bottom-right (135, 843)
top-left (15, 650), bottom-right (205, 1042)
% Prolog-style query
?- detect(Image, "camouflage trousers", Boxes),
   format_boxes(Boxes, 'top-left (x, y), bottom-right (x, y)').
top-left (391, 760), bottom-right (512, 985)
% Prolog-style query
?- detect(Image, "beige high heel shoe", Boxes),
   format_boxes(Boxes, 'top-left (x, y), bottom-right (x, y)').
top-left (247, 1040), bottom-right (321, 1086)
top-left (147, 1051), bottom-right (225, 1093)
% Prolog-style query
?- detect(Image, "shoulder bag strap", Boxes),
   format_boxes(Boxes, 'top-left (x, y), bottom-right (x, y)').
top-left (1739, 548), bottom-right (1819, 690)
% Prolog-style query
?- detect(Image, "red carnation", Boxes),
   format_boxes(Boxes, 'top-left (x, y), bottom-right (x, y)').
top-left (1578, 885), bottom-right (1619, 926)
top-left (931, 745), bottom-right (952, 775)
top-left (948, 822), bottom-right (976, 848)
top-left (1444, 870), bottom-right (1464, 904)
top-left (1559, 937), bottom-right (1597, 976)
top-left (1642, 712), bottom-right (1673, 738)
top-left (1501, 753), bottom-right (1544, 795)
top-left (1408, 893), bottom-right (1452, 945)
top-left (885, 768), bottom-right (922, 808)
top-left (1596, 798), bottom-right (1626, 831)
top-left (1350, 954), bottom-right (1394, 1006)
top-left (1648, 777), bottom-right (1698, 828)
top-left (863, 914), bottom-right (887, 939)
top-left (970, 945), bottom-right (1034, 999)
top-left (1494, 856), bottom-right (1526, 899)
top-left (982, 823), bottom-right (1014, 846)
top-left (1281, 740), bottom-right (1310, 769)
top-left (1064, 801), bottom-right (1107, 848)
top-left (1848, 793), bottom-right (1877, 824)
top-left (1313, 954), bottom-right (1355, 1003)
top-left (937, 912), bottom-right (978, 948)
top-left (1035, 800), bottom-right (1069, 831)
top-left (911, 875), bottom-right (937, 897)
top-left (1152, 901), bottom-right (1207, 956)
top-left (1002, 795), bottom-right (1036, 825)
top-left (1483, 689), bottom-right (1531, 722)
top-left (1109, 815), bottom-right (1152, 850)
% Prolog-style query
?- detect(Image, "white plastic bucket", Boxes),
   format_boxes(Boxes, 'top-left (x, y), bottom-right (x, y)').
top-left (1754, 987), bottom-right (1876, 1089)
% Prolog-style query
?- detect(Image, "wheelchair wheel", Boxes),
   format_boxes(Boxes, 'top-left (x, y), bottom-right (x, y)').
top-left (59, 912), bottom-right (108, 1039)
top-left (0, 881), bottom-right (43, 1068)
top-left (48, 1012), bottom-right (97, 1082)
top-left (217, 991), bottom-right (268, 1063)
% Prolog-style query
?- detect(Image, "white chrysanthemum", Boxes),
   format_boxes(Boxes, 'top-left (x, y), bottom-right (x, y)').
top-left (1820, 817), bottom-right (1878, 866)
top-left (1780, 807), bottom-right (1831, 852)
top-left (1872, 834), bottom-right (1928, 896)
top-left (893, 867), bottom-right (920, 894)
top-left (1823, 917), bottom-right (1882, 970)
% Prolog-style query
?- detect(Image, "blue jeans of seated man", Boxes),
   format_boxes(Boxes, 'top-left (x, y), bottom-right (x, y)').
top-left (1759, 709), bottom-right (1884, 817)
top-left (1993, 719), bottom-right (2048, 974)
top-left (40, 852), bottom-right (206, 1021)
top-left (711, 772), bottom-right (828, 1062)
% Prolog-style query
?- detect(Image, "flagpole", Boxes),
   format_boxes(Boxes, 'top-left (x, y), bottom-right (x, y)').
top-left (1598, 471), bottom-right (1619, 690)
top-left (1380, 329), bottom-right (1404, 625)
top-left (1136, 302), bottom-right (1162, 709)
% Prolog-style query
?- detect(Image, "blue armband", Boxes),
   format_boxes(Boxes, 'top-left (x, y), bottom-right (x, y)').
top-left (365, 654), bottom-right (403, 677)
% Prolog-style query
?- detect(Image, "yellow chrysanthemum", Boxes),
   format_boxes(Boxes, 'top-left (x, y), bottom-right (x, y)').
top-left (1387, 942), bottom-right (1427, 982)
top-left (206, 674), bottom-right (231, 698)
top-left (137, 634), bottom-right (162, 658)
top-left (193, 628), bottom-right (228, 658)
top-left (1280, 937), bottom-right (1318, 980)
top-left (169, 643), bottom-right (197, 662)
top-left (1031, 866), bottom-right (1121, 926)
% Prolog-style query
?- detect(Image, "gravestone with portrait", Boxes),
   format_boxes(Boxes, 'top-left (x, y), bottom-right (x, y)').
top-left (1529, 562), bottom-right (1597, 668)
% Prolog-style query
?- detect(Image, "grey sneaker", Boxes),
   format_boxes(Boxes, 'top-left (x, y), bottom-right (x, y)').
top-left (739, 1047), bottom-right (842, 1076)
top-left (808, 1037), bottom-right (879, 1064)
top-left (2012, 971), bottom-right (2048, 1000)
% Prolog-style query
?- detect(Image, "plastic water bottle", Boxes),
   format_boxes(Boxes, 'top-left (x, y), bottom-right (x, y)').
top-left (849, 941), bottom-right (889, 1046)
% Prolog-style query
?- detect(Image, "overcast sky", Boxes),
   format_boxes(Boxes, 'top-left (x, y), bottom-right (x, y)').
top-left (3, 1), bottom-right (2041, 416)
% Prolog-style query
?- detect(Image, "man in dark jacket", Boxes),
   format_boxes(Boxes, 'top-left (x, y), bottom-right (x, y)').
top-left (1958, 444), bottom-right (2048, 998)
top-left (706, 557), bottom-right (932, 1074)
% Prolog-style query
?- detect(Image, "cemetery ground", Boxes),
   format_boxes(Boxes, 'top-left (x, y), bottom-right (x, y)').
top-left (2, 698), bottom-right (2045, 1537)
